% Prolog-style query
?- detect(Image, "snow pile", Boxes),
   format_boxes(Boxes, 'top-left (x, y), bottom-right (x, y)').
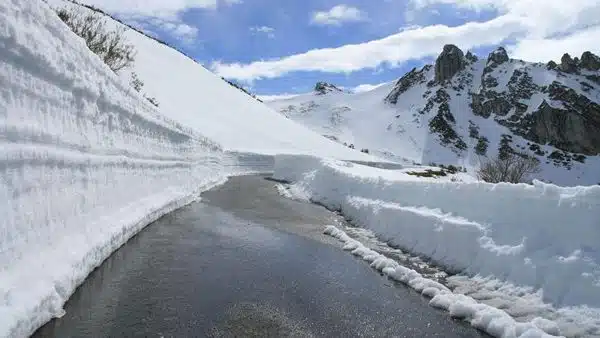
top-left (324, 225), bottom-right (560, 338)
top-left (273, 155), bottom-right (600, 311)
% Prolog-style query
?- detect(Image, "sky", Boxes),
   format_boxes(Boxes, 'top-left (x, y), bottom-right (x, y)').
top-left (77, 0), bottom-right (600, 98)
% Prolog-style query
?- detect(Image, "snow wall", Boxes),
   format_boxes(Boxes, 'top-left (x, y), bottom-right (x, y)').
top-left (273, 155), bottom-right (600, 309)
top-left (0, 1), bottom-right (231, 336)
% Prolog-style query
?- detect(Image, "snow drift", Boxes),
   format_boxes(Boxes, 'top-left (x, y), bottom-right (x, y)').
top-left (273, 155), bottom-right (600, 310)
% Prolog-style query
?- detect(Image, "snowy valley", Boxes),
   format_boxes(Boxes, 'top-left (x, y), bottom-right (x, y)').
top-left (267, 46), bottom-right (600, 186)
top-left (1, 1), bottom-right (599, 338)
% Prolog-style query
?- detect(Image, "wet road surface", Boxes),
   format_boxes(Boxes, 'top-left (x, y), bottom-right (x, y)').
top-left (34, 175), bottom-right (487, 337)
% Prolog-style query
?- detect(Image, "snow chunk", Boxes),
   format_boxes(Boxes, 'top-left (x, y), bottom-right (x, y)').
top-left (324, 225), bottom-right (560, 338)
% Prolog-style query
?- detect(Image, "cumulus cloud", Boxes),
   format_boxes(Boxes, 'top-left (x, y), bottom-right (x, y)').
top-left (311, 5), bottom-right (366, 26)
top-left (214, 0), bottom-right (600, 82)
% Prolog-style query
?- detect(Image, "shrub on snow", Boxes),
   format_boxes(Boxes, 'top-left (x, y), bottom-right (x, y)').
top-left (477, 152), bottom-right (541, 183)
top-left (56, 8), bottom-right (135, 73)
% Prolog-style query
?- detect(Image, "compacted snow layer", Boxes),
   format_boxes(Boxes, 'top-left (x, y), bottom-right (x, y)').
top-left (324, 226), bottom-right (560, 338)
top-left (0, 2), bottom-right (254, 336)
top-left (273, 156), bottom-right (600, 311)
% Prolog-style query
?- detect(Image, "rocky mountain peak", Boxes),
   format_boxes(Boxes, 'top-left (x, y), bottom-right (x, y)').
top-left (434, 44), bottom-right (465, 83)
top-left (560, 53), bottom-right (578, 73)
top-left (581, 51), bottom-right (600, 71)
top-left (465, 51), bottom-right (478, 63)
top-left (487, 47), bottom-right (509, 66)
top-left (314, 82), bottom-right (342, 95)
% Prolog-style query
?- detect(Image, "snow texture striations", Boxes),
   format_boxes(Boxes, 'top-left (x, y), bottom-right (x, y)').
top-left (0, 1), bottom-right (219, 336)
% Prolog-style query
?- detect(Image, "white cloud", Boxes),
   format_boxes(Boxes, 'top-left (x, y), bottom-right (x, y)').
top-left (161, 21), bottom-right (199, 42)
top-left (250, 26), bottom-right (276, 39)
top-left (129, 17), bottom-right (199, 42)
top-left (352, 82), bottom-right (388, 93)
top-left (213, 15), bottom-right (525, 81)
top-left (311, 5), bottom-right (366, 26)
top-left (79, 0), bottom-right (242, 18)
top-left (509, 25), bottom-right (600, 63)
top-left (213, 0), bottom-right (600, 82)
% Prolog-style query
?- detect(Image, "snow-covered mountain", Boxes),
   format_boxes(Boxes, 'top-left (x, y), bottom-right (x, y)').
top-left (267, 45), bottom-right (600, 186)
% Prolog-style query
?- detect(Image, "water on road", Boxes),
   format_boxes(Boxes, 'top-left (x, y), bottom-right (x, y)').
top-left (34, 175), bottom-right (487, 337)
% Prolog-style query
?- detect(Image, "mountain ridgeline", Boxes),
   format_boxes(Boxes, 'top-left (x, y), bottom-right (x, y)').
top-left (267, 45), bottom-right (600, 185)
top-left (386, 45), bottom-right (600, 158)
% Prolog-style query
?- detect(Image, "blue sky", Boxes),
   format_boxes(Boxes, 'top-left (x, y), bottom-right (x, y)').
top-left (84, 0), bottom-right (600, 97)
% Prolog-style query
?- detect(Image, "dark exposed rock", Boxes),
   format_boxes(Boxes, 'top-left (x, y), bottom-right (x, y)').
top-left (465, 51), bottom-right (478, 63)
top-left (547, 60), bottom-right (558, 70)
top-left (426, 89), bottom-right (466, 152)
top-left (560, 53), bottom-right (578, 73)
top-left (520, 82), bottom-right (600, 155)
top-left (586, 74), bottom-right (600, 85)
top-left (314, 82), bottom-right (342, 95)
top-left (385, 65), bottom-right (431, 104)
top-left (471, 92), bottom-right (511, 118)
top-left (487, 47), bottom-right (509, 66)
top-left (580, 51), bottom-right (600, 71)
top-left (498, 134), bottom-right (514, 159)
top-left (434, 44), bottom-right (465, 83)
top-left (508, 69), bottom-right (537, 101)
top-left (483, 75), bottom-right (499, 88)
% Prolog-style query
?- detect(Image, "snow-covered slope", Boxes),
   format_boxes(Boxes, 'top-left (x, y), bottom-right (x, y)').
top-left (45, 0), bottom-right (376, 161)
top-left (267, 48), bottom-right (600, 186)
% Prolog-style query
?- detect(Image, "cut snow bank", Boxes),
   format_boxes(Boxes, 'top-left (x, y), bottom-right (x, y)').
top-left (273, 155), bottom-right (600, 310)
top-left (1, 1), bottom-right (232, 336)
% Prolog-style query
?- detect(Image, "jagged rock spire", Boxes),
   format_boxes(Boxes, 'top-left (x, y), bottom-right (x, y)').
top-left (435, 44), bottom-right (465, 83)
